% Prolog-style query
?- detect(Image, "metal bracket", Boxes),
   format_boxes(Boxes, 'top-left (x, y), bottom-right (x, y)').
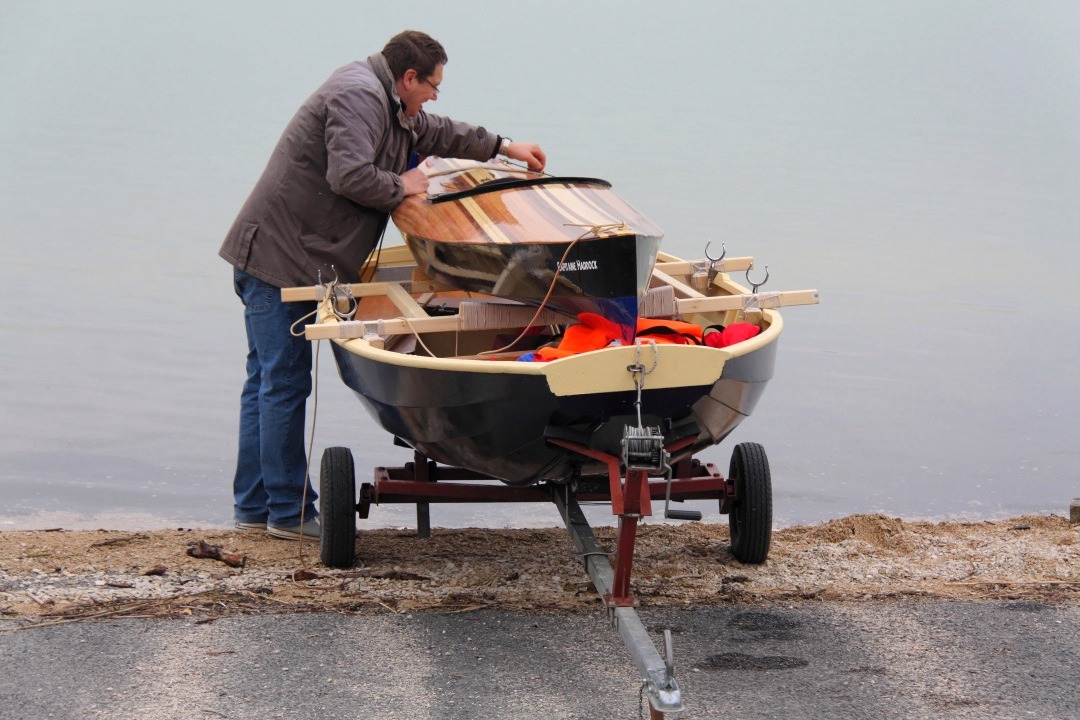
top-left (704, 240), bottom-right (727, 287)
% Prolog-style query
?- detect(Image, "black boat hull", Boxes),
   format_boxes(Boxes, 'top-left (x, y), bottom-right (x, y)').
top-left (330, 338), bottom-right (777, 485)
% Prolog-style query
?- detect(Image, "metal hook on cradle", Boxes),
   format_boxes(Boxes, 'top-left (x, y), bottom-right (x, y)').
top-left (745, 263), bottom-right (769, 294)
top-left (704, 241), bottom-right (726, 264)
top-left (332, 286), bottom-right (358, 321)
top-left (704, 241), bottom-right (727, 287)
top-left (739, 263), bottom-right (770, 326)
top-left (327, 265), bottom-right (358, 321)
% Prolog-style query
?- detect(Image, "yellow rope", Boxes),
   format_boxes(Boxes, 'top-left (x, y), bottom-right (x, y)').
top-left (398, 314), bottom-right (448, 359)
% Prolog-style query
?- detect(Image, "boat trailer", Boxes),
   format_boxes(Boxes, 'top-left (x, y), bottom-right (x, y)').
top-left (319, 430), bottom-right (772, 719)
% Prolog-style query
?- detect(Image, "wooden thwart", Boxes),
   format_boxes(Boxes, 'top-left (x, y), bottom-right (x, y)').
top-left (653, 256), bottom-right (754, 275)
top-left (303, 303), bottom-right (569, 341)
top-left (280, 279), bottom-right (457, 303)
top-left (675, 289), bottom-right (820, 314)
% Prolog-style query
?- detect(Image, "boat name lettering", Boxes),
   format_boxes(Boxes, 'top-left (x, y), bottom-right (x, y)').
top-left (558, 260), bottom-right (599, 272)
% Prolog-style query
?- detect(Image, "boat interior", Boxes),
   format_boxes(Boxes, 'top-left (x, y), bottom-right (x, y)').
top-left (285, 245), bottom-right (819, 361)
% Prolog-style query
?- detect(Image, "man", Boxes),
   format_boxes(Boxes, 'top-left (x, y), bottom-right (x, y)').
top-left (219, 30), bottom-right (546, 540)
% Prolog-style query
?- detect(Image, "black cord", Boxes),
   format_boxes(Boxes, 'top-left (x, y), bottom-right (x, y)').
top-left (357, 217), bottom-right (392, 301)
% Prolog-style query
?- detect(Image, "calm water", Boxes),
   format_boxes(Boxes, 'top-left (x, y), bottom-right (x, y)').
top-left (1, 1), bottom-right (1077, 530)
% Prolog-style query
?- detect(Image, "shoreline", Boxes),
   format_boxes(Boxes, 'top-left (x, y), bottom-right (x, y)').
top-left (3, 506), bottom-right (1067, 533)
top-left (2, 513), bottom-right (1077, 624)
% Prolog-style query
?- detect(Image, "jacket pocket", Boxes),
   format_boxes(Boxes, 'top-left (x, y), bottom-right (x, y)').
top-left (236, 221), bottom-right (258, 269)
top-left (233, 268), bottom-right (275, 312)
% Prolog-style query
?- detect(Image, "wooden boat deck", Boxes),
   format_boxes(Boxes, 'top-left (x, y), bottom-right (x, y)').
top-left (392, 158), bottom-right (662, 245)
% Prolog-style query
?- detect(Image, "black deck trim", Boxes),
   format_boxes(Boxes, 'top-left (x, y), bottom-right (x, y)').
top-left (429, 176), bottom-right (612, 204)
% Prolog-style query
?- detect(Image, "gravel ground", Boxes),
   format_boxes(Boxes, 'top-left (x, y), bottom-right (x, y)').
top-left (1, 513), bottom-right (1076, 624)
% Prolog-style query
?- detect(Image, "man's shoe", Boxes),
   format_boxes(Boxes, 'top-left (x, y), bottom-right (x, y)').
top-left (235, 521), bottom-right (268, 530)
top-left (267, 518), bottom-right (321, 542)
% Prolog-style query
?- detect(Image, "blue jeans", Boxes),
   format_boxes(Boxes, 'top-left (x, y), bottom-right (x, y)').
top-left (232, 268), bottom-right (318, 527)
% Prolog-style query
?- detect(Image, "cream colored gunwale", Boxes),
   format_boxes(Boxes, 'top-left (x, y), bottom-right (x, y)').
top-left (322, 303), bottom-right (783, 397)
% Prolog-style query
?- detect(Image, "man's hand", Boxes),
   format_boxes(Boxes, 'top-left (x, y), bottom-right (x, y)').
top-left (505, 142), bottom-right (547, 172)
top-left (401, 167), bottom-right (430, 196)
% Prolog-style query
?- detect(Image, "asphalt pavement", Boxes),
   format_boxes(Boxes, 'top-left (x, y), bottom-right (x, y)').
top-left (2, 599), bottom-right (1077, 719)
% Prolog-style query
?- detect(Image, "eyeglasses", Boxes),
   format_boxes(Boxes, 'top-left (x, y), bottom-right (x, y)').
top-left (421, 77), bottom-right (441, 96)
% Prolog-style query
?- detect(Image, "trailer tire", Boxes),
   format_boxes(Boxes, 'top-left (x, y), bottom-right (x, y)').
top-left (320, 446), bottom-right (357, 568)
top-left (728, 442), bottom-right (772, 564)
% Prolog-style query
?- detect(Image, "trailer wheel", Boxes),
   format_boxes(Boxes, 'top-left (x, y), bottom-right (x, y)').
top-left (320, 446), bottom-right (357, 568)
top-left (727, 442), bottom-right (772, 564)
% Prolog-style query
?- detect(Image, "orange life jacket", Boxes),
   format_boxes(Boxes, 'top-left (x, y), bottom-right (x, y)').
top-left (533, 312), bottom-right (625, 361)
top-left (635, 317), bottom-right (704, 345)
top-left (534, 314), bottom-right (717, 362)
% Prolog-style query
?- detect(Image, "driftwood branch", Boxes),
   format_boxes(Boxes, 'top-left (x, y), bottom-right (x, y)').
top-left (186, 540), bottom-right (246, 568)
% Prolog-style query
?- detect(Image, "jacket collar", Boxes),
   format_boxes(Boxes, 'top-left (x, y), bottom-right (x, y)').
top-left (367, 52), bottom-right (413, 129)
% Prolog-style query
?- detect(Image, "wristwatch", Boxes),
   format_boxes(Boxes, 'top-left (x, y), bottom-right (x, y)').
top-left (499, 137), bottom-right (512, 156)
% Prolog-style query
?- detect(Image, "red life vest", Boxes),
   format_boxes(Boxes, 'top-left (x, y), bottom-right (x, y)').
top-left (703, 322), bottom-right (761, 348)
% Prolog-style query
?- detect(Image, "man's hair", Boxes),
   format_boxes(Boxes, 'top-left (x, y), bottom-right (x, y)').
top-left (382, 30), bottom-right (448, 81)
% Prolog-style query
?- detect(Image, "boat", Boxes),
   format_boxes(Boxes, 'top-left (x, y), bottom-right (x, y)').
top-left (390, 157), bottom-right (664, 342)
top-left (286, 244), bottom-right (818, 488)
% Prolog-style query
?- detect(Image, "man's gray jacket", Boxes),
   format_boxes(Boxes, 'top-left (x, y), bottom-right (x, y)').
top-left (219, 53), bottom-right (500, 287)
